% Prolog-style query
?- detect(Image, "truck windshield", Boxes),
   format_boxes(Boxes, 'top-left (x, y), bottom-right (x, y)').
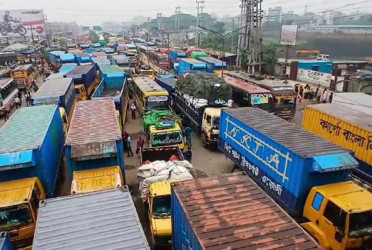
top-left (152, 131), bottom-right (182, 147)
top-left (212, 117), bottom-right (220, 129)
top-left (274, 96), bottom-right (295, 109)
top-left (0, 204), bottom-right (32, 229)
top-left (146, 96), bottom-right (168, 110)
top-left (153, 196), bottom-right (171, 216)
top-left (349, 211), bottom-right (372, 237)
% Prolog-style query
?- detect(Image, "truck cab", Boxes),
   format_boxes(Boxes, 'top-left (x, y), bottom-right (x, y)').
top-left (0, 178), bottom-right (45, 248)
top-left (149, 122), bottom-right (184, 150)
top-left (148, 181), bottom-right (172, 244)
top-left (71, 166), bottom-right (124, 195)
top-left (74, 85), bottom-right (88, 101)
top-left (302, 181), bottom-right (372, 249)
top-left (201, 107), bottom-right (221, 146)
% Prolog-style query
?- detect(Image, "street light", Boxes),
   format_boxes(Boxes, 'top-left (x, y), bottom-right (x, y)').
top-left (197, 24), bottom-right (249, 77)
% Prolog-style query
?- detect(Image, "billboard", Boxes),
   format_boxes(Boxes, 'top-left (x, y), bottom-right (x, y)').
top-left (0, 9), bottom-right (45, 37)
top-left (280, 25), bottom-right (298, 46)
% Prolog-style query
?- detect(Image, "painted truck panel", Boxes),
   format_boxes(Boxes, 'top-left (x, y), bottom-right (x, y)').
top-left (0, 105), bottom-right (64, 197)
top-left (219, 108), bottom-right (358, 215)
top-left (32, 78), bottom-right (77, 121)
top-left (33, 189), bottom-right (149, 249)
top-left (65, 100), bottom-right (124, 184)
top-left (303, 103), bottom-right (372, 182)
top-left (74, 53), bottom-right (91, 65)
top-left (172, 173), bottom-right (321, 250)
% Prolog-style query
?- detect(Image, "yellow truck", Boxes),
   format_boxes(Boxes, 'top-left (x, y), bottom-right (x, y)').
top-left (148, 123), bottom-right (184, 150)
top-left (0, 178), bottom-right (45, 248)
top-left (138, 146), bottom-right (193, 245)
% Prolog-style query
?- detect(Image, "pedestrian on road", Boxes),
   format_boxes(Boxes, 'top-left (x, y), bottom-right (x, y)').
top-left (3, 109), bottom-right (9, 122)
top-left (314, 85), bottom-right (320, 102)
top-left (184, 126), bottom-right (192, 146)
top-left (130, 103), bottom-right (136, 119)
top-left (329, 92), bottom-right (334, 103)
top-left (184, 147), bottom-right (192, 162)
top-left (322, 88), bottom-right (329, 103)
top-left (25, 92), bottom-right (32, 106)
top-left (127, 135), bottom-right (133, 157)
top-left (14, 96), bottom-right (21, 109)
top-left (123, 130), bottom-right (129, 151)
top-left (136, 134), bottom-right (145, 154)
top-left (298, 85), bottom-right (304, 103)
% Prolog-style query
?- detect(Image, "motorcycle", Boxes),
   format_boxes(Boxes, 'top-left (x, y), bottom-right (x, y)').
top-left (0, 19), bottom-right (27, 36)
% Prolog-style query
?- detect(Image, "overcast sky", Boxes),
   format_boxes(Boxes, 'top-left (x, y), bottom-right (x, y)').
top-left (1, 0), bottom-right (370, 25)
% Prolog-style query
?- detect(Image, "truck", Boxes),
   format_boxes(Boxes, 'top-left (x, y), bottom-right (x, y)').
top-left (143, 110), bottom-right (184, 150)
top-left (92, 65), bottom-right (128, 126)
top-left (0, 105), bottom-right (64, 247)
top-left (172, 72), bottom-right (232, 146)
top-left (138, 146), bottom-right (192, 245)
top-left (64, 64), bottom-right (98, 100)
top-left (172, 173), bottom-right (321, 250)
top-left (155, 76), bottom-right (176, 95)
top-left (111, 55), bottom-right (131, 76)
top-left (169, 49), bottom-right (186, 64)
top-left (178, 58), bottom-right (206, 74)
top-left (32, 188), bottom-right (150, 249)
top-left (32, 78), bottom-right (77, 135)
top-left (90, 56), bottom-right (111, 66)
top-left (74, 52), bottom-right (91, 65)
top-left (198, 56), bottom-right (227, 75)
top-left (65, 99), bottom-right (125, 193)
top-left (0, 232), bottom-right (11, 250)
top-left (302, 103), bottom-right (372, 184)
top-left (219, 107), bottom-right (372, 249)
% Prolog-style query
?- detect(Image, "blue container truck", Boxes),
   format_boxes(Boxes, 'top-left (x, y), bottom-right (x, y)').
top-left (0, 105), bottom-right (64, 197)
top-left (219, 107), bottom-right (358, 216)
top-left (64, 65), bottom-right (98, 100)
top-left (32, 78), bottom-right (77, 130)
top-left (198, 56), bottom-right (227, 74)
top-left (91, 56), bottom-right (111, 66)
top-left (92, 65), bottom-right (127, 125)
top-left (178, 58), bottom-right (206, 74)
top-left (59, 53), bottom-right (75, 64)
top-left (155, 76), bottom-right (176, 94)
top-left (65, 99), bottom-right (125, 184)
top-left (74, 52), bottom-right (91, 65)
top-left (85, 48), bottom-right (101, 55)
top-left (169, 49), bottom-right (186, 63)
top-left (58, 63), bottom-right (77, 76)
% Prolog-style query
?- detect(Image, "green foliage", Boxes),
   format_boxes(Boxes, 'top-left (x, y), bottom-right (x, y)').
top-left (240, 49), bottom-right (247, 70)
top-left (262, 45), bottom-right (279, 75)
top-left (89, 30), bottom-right (99, 43)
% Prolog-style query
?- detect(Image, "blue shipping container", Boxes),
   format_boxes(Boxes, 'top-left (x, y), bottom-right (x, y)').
top-left (178, 59), bottom-right (206, 74)
top-left (169, 50), bottom-right (186, 62)
top-left (74, 53), bottom-right (91, 65)
top-left (0, 105), bottom-right (64, 197)
top-left (65, 100), bottom-right (125, 183)
top-left (58, 63), bottom-right (77, 76)
top-left (198, 56), bottom-right (227, 73)
top-left (32, 78), bottom-right (77, 120)
top-left (85, 48), bottom-right (101, 55)
top-left (298, 61), bottom-right (333, 74)
top-left (91, 57), bottom-right (111, 66)
top-left (98, 64), bottom-right (125, 79)
top-left (65, 64), bottom-right (97, 91)
top-left (219, 107), bottom-right (358, 215)
top-left (59, 53), bottom-right (75, 63)
top-left (155, 77), bottom-right (176, 94)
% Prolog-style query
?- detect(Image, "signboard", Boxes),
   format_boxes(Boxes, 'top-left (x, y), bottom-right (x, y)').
top-left (297, 69), bottom-right (332, 88)
top-left (0, 9), bottom-right (45, 37)
top-left (280, 25), bottom-right (298, 46)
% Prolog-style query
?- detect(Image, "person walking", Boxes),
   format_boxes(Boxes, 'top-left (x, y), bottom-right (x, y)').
top-left (184, 126), bottom-right (192, 146)
top-left (123, 130), bottom-right (129, 151)
top-left (127, 135), bottom-right (133, 157)
top-left (130, 103), bottom-right (137, 119)
top-left (14, 96), bottom-right (21, 109)
top-left (136, 134), bottom-right (145, 154)
top-left (298, 85), bottom-right (304, 103)
top-left (328, 92), bottom-right (334, 103)
top-left (3, 109), bottom-right (9, 122)
top-left (25, 92), bottom-right (32, 106)
top-left (183, 146), bottom-right (192, 162)
top-left (322, 88), bottom-right (329, 103)
top-left (314, 85), bottom-right (320, 102)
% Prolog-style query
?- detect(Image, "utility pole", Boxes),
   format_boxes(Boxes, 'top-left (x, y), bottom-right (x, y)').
top-left (44, 14), bottom-right (50, 47)
top-left (196, 0), bottom-right (205, 47)
top-left (157, 13), bottom-right (162, 30)
top-left (175, 6), bottom-right (181, 30)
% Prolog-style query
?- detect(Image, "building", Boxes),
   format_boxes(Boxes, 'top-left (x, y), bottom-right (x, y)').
top-left (323, 11), bottom-right (334, 25)
top-left (267, 7), bottom-right (282, 24)
top-left (46, 22), bottom-right (80, 37)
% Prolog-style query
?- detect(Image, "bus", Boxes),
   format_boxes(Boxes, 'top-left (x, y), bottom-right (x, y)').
top-left (0, 78), bottom-right (18, 116)
top-left (10, 64), bottom-right (34, 90)
top-left (223, 75), bottom-right (273, 113)
top-left (149, 51), bottom-right (170, 70)
top-left (132, 76), bottom-right (169, 114)
top-left (227, 71), bottom-right (297, 119)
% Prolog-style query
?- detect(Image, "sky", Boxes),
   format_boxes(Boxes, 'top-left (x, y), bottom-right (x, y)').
top-left (0, 0), bottom-right (370, 25)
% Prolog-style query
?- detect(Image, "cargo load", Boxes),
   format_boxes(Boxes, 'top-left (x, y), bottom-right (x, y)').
top-left (32, 189), bottom-right (149, 250)
top-left (172, 173), bottom-right (321, 250)
top-left (0, 105), bottom-right (64, 197)
top-left (190, 51), bottom-right (208, 60)
top-left (65, 99), bottom-right (124, 184)
top-left (178, 58), bottom-right (206, 74)
top-left (198, 56), bottom-right (227, 74)
top-left (142, 109), bottom-right (182, 131)
top-left (219, 107), bottom-right (358, 216)
top-left (303, 103), bottom-right (372, 183)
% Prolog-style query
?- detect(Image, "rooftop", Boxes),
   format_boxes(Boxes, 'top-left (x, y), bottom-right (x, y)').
top-left (133, 76), bottom-right (167, 93)
top-left (33, 78), bottom-right (73, 98)
top-left (99, 64), bottom-right (124, 75)
top-left (0, 105), bottom-right (57, 153)
top-left (223, 75), bottom-right (271, 94)
top-left (180, 58), bottom-right (206, 65)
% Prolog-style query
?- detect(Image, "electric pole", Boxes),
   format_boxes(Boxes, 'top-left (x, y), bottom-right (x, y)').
top-left (196, 0), bottom-right (205, 47)
top-left (157, 13), bottom-right (163, 30)
top-left (175, 6), bottom-right (181, 30)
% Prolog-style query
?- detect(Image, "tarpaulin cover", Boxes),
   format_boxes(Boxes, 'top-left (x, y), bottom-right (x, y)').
top-left (142, 110), bottom-right (182, 131)
top-left (190, 51), bottom-right (208, 59)
top-left (137, 160), bottom-right (194, 202)
top-left (175, 71), bottom-right (232, 105)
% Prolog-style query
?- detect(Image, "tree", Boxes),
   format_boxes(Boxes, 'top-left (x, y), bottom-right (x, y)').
top-left (89, 30), bottom-right (99, 43)
top-left (240, 49), bottom-right (247, 70)
top-left (262, 45), bottom-right (279, 75)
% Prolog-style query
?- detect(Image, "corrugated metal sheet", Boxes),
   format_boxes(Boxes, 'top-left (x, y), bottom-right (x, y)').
top-left (33, 189), bottom-right (149, 250)
top-left (0, 105), bottom-right (58, 153)
top-left (303, 103), bottom-right (372, 169)
top-left (58, 64), bottom-right (77, 76)
top-left (91, 57), bottom-right (111, 65)
top-left (66, 99), bottom-right (121, 146)
top-left (333, 92), bottom-right (372, 114)
top-left (179, 58), bottom-right (206, 66)
top-left (99, 64), bottom-right (124, 75)
top-left (224, 75), bottom-right (271, 94)
top-left (133, 76), bottom-right (166, 92)
top-left (33, 78), bottom-right (73, 98)
top-left (65, 65), bottom-right (95, 77)
top-left (172, 173), bottom-right (321, 250)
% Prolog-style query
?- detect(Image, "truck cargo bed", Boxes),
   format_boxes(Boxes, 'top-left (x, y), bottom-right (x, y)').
top-left (101, 88), bottom-right (119, 97)
top-left (172, 173), bottom-right (321, 250)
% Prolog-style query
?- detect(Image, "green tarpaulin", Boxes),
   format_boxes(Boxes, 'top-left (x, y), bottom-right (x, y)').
top-left (142, 110), bottom-right (182, 131)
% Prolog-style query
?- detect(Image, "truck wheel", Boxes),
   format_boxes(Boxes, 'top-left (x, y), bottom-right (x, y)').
top-left (201, 133), bottom-right (207, 147)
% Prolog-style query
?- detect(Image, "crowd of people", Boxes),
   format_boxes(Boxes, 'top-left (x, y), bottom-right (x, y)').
top-left (295, 84), bottom-right (333, 104)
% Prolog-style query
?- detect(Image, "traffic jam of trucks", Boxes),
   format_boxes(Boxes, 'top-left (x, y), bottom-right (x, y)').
top-left (0, 36), bottom-right (372, 250)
